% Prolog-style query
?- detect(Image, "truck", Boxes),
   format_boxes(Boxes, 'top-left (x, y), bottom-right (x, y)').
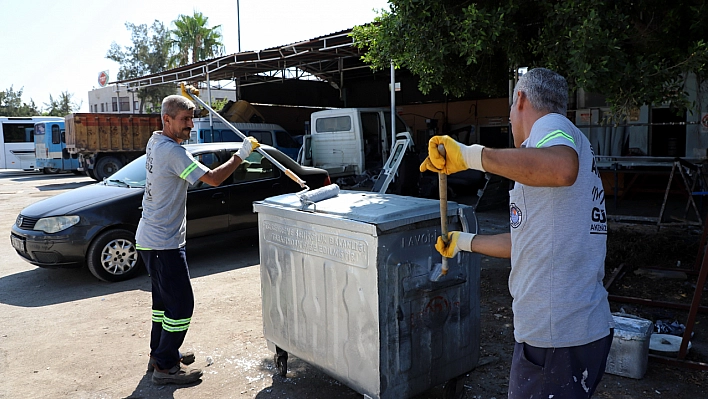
top-left (298, 107), bottom-right (414, 178)
top-left (65, 113), bottom-right (162, 181)
top-left (34, 120), bottom-right (80, 174)
top-left (185, 118), bottom-right (302, 160)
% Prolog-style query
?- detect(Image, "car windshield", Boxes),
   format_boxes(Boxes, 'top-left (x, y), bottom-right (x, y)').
top-left (104, 155), bottom-right (147, 187)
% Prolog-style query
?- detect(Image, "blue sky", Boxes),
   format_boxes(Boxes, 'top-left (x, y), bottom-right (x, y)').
top-left (1, 0), bottom-right (389, 112)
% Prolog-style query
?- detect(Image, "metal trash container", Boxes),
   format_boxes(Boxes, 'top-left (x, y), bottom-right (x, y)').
top-left (254, 191), bottom-right (480, 399)
top-left (605, 313), bottom-right (653, 379)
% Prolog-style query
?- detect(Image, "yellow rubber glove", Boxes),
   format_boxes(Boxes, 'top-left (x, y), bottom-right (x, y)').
top-left (180, 82), bottom-right (200, 98)
top-left (435, 231), bottom-right (477, 258)
top-left (248, 136), bottom-right (260, 151)
top-left (236, 136), bottom-right (260, 160)
top-left (419, 135), bottom-right (485, 175)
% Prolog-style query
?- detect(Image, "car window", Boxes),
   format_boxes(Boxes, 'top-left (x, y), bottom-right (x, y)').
top-left (188, 152), bottom-right (223, 190)
top-left (197, 152), bottom-right (222, 169)
top-left (248, 131), bottom-right (273, 146)
top-left (232, 151), bottom-right (277, 183)
top-left (105, 155), bottom-right (147, 187)
top-left (315, 116), bottom-right (351, 133)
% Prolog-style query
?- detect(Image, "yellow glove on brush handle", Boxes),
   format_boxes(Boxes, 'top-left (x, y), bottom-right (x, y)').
top-left (236, 137), bottom-right (260, 160)
top-left (419, 135), bottom-right (485, 175)
top-left (180, 82), bottom-right (200, 98)
top-left (249, 137), bottom-right (260, 151)
top-left (435, 231), bottom-right (476, 258)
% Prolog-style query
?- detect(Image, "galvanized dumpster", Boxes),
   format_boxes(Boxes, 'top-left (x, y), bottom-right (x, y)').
top-left (254, 191), bottom-right (480, 399)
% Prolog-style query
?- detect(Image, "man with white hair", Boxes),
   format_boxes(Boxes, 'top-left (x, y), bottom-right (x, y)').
top-left (136, 94), bottom-right (259, 385)
top-left (421, 68), bottom-right (614, 398)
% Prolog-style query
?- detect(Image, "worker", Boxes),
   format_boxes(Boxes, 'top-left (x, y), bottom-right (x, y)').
top-left (136, 94), bottom-right (259, 385)
top-left (421, 68), bottom-right (614, 398)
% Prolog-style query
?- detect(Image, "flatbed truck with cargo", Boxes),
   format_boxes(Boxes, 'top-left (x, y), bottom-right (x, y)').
top-left (64, 113), bottom-right (162, 181)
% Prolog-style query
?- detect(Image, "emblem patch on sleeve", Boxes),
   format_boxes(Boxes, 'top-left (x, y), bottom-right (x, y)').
top-left (510, 203), bottom-right (523, 228)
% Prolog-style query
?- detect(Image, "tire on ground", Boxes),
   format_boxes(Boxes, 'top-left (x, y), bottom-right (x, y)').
top-left (86, 229), bottom-right (142, 282)
top-left (93, 156), bottom-right (123, 181)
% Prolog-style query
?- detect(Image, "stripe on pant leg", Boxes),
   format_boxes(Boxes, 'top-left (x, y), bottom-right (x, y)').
top-left (152, 310), bottom-right (165, 323)
top-left (162, 316), bottom-right (191, 333)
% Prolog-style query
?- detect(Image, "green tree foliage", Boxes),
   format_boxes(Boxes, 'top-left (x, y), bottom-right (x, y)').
top-left (211, 97), bottom-right (229, 112)
top-left (106, 21), bottom-right (175, 113)
top-left (169, 11), bottom-right (224, 68)
top-left (44, 91), bottom-right (81, 117)
top-left (0, 86), bottom-right (40, 116)
top-left (352, 0), bottom-right (708, 117)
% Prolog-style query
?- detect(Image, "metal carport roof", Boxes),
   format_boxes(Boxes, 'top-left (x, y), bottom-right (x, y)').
top-left (112, 29), bottom-right (378, 90)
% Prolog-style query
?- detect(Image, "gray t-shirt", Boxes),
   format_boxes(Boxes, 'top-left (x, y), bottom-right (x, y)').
top-left (135, 132), bottom-right (208, 250)
top-left (508, 113), bottom-right (614, 348)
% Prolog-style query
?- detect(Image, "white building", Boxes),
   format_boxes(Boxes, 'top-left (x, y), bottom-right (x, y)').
top-left (87, 85), bottom-right (238, 114)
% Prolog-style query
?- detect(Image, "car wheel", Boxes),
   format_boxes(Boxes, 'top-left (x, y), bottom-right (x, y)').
top-left (94, 156), bottom-right (123, 181)
top-left (43, 167), bottom-right (60, 174)
top-left (86, 229), bottom-right (142, 282)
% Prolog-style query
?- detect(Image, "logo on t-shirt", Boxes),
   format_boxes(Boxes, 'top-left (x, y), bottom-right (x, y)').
top-left (510, 203), bottom-right (523, 228)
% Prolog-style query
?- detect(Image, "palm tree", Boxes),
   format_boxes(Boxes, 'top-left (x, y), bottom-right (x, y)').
top-left (44, 91), bottom-right (81, 117)
top-left (169, 11), bottom-right (224, 68)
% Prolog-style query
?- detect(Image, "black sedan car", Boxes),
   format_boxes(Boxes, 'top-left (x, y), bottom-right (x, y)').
top-left (10, 143), bottom-right (331, 282)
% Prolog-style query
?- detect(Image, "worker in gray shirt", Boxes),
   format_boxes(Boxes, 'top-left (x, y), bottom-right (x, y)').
top-left (421, 68), bottom-right (614, 398)
top-left (136, 94), bottom-right (259, 385)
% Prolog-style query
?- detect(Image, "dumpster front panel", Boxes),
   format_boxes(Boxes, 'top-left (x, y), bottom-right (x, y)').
top-left (259, 213), bottom-right (381, 393)
top-left (376, 215), bottom-right (480, 398)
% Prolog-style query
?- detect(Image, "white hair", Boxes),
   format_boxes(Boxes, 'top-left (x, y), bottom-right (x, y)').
top-left (513, 68), bottom-right (568, 115)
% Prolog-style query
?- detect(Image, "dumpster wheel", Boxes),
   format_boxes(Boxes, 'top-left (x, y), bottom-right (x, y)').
top-left (274, 347), bottom-right (288, 377)
top-left (443, 375), bottom-right (465, 399)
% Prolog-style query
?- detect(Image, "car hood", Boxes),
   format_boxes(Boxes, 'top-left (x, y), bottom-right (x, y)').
top-left (20, 183), bottom-right (144, 218)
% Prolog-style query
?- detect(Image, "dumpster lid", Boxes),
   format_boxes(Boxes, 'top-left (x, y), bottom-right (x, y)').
top-left (255, 190), bottom-right (466, 233)
top-left (611, 313), bottom-right (653, 339)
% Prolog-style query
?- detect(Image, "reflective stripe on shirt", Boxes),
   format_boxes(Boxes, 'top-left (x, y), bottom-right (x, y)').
top-left (179, 162), bottom-right (199, 179)
top-left (536, 129), bottom-right (575, 147)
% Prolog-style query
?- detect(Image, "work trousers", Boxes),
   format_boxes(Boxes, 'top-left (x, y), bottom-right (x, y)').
top-left (140, 247), bottom-right (194, 370)
top-left (508, 329), bottom-right (614, 399)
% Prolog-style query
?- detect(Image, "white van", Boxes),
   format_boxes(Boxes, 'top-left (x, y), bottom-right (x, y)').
top-left (300, 108), bottom-right (411, 177)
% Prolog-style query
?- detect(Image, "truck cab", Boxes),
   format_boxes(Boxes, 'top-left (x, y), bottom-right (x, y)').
top-left (34, 121), bottom-right (80, 174)
top-left (300, 108), bottom-right (412, 178)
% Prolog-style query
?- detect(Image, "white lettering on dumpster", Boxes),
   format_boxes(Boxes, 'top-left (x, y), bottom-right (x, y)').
top-left (262, 221), bottom-right (368, 268)
top-left (402, 232), bottom-right (438, 248)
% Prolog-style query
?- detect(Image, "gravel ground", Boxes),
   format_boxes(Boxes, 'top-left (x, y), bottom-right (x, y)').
top-left (0, 170), bottom-right (705, 398)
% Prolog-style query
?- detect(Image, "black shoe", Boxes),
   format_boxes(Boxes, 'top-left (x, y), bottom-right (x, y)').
top-left (147, 352), bottom-right (195, 372)
top-left (151, 364), bottom-right (203, 385)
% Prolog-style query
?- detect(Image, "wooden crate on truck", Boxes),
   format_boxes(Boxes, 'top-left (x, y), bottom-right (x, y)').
top-left (64, 113), bottom-right (163, 181)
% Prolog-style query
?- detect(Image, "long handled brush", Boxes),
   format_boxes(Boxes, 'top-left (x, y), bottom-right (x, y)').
top-left (180, 83), bottom-right (340, 203)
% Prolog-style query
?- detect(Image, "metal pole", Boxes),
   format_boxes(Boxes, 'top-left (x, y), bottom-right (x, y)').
top-left (390, 61), bottom-right (395, 159)
top-left (207, 72), bottom-right (213, 129)
top-left (114, 84), bottom-right (120, 113)
top-left (183, 88), bottom-right (307, 187)
top-left (509, 66), bottom-right (514, 108)
top-left (237, 0), bottom-right (241, 52)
